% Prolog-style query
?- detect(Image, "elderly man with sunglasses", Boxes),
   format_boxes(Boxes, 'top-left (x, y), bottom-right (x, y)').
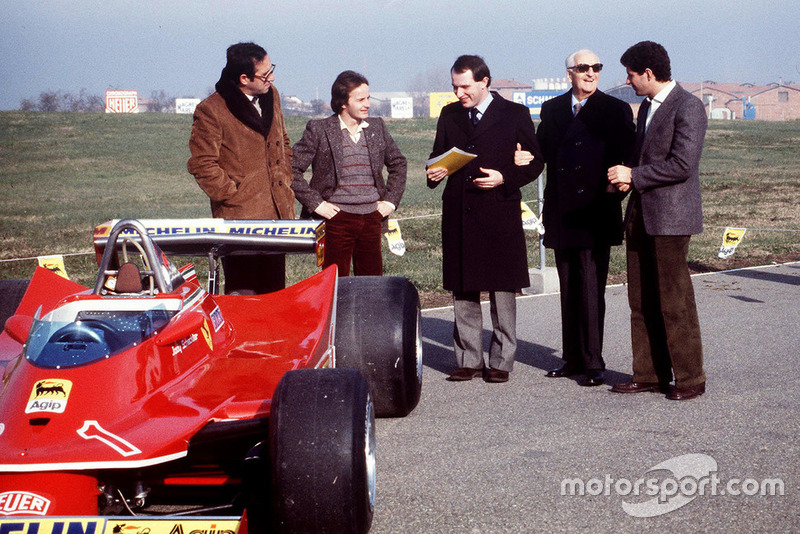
top-left (516, 49), bottom-right (635, 387)
top-left (188, 42), bottom-right (295, 294)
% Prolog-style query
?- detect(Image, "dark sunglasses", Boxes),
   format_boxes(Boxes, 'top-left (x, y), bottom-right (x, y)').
top-left (569, 63), bottom-right (603, 73)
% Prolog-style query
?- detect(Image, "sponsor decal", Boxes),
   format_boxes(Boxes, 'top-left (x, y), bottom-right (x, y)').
top-left (0, 520), bottom-right (104, 534)
top-left (0, 521), bottom-right (240, 534)
top-left (26, 380), bottom-right (72, 415)
top-left (209, 307), bottom-right (224, 332)
top-left (167, 522), bottom-right (238, 534)
top-left (0, 491), bottom-right (51, 516)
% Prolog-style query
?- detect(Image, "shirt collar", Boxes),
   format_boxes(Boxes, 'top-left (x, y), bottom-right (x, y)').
top-left (338, 114), bottom-right (369, 133)
top-left (648, 80), bottom-right (676, 106)
top-left (474, 92), bottom-right (493, 117)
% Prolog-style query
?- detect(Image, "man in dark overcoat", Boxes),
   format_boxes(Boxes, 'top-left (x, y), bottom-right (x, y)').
top-left (519, 49), bottom-right (635, 387)
top-left (427, 55), bottom-right (543, 383)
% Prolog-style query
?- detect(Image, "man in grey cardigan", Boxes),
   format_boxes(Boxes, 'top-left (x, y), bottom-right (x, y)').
top-left (291, 70), bottom-right (407, 276)
top-left (607, 41), bottom-right (708, 401)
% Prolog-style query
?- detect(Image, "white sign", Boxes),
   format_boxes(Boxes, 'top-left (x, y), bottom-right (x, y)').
top-left (176, 98), bottom-right (201, 114)
top-left (391, 97), bottom-right (413, 119)
top-left (105, 90), bottom-right (139, 113)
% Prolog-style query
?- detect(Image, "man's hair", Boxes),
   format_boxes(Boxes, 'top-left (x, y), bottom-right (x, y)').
top-left (330, 70), bottom-right (369, 113)
top-left (221, 42), bottom-right (267, 83)
top-left (620, 41), bottom-right (671, 82)
top-left (565, 49), bottom-right (597, 69)
top-left (451, 55), bottom-right (491, 87)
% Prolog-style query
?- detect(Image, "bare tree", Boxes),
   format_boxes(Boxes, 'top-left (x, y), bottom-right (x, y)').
top-left (149, 90), bottom-right (175, 113)
top-left (407, 65), bottom-right (450, 117)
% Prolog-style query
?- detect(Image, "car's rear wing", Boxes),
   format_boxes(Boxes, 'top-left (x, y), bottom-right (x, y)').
top-left (93, 219), bottom-right (325, 294)
top-left (94, 218), bottom-right (324, 261)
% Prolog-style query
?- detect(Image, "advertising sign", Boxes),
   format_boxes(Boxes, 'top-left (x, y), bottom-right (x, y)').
top-left (175, 98), bottom-right (201, 115)
top-left (105, 90), bottom-right (139, 113)
top-left (391, 97), bottom-right (413, 118)
top-left (512, 90), bottom-right (562, 118)
top-left (429, 92), bottom-right (458, 118)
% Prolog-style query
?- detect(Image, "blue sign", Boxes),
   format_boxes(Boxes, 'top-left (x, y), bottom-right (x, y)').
top-left (512, 90), bottom-right (562, 118)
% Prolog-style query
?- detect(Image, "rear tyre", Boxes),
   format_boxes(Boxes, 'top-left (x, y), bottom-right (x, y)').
top-left (268, 368), bottom-right (374, 534)
top-left (0, 279), bottom-right (30, 327)
top-left (336, 276), bottom-right (422, 417)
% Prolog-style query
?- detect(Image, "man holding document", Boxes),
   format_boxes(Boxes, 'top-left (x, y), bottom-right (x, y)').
top-left (427, 54), bottom-right (543, 383)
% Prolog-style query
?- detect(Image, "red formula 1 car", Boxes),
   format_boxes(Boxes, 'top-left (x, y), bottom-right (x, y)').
top-left (0, 218), bottom-right (422, 533)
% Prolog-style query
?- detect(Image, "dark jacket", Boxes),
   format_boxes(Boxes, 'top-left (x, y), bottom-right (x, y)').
top-left (291, 114), bottom-right (407, 219)
top-left (537, 89), bottom-right (635, 249)
top-left (188, 78), bottom-right (295, 219)
top-left (428, 92), bottom-right (544, 292)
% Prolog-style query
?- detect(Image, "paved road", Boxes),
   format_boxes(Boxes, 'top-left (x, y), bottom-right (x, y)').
top-left (371, 262), bottom-right (800, 533)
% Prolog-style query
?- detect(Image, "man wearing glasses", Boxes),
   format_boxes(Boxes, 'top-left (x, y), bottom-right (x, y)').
top-left (516, 49), bottom-right (635, 387)
top-left (188, 42), bottom-right (295, 294)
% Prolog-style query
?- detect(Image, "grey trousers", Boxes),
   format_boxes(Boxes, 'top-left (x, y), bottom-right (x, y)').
top-left (453, 290), bottom-right (517, 372)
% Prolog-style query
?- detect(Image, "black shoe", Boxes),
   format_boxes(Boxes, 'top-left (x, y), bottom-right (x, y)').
top-left (579, 370), bottom-right (604, 387)
top-left (546, 364), bottom-right (582, 378)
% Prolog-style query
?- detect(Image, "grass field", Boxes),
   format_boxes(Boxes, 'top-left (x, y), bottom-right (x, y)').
top-left (1, 111), bottom-right (799, 306)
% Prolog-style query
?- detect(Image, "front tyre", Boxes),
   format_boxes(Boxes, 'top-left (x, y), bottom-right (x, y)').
top-left (268, 368), bottom-right (374, 534)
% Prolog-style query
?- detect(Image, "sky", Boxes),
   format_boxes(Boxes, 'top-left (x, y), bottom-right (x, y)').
top-left (1, 0), bottom-right (799, 110)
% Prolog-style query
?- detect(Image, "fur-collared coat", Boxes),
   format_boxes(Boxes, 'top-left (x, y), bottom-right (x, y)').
top-left (188, 78), bottom-right (295, 219)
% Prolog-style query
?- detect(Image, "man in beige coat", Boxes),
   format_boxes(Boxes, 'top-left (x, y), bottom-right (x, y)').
top-left (188, 42), bottom-right (295, 294)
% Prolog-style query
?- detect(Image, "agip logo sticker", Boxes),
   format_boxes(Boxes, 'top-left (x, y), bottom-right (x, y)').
top-left (26, 379), bottom-right (73, 414)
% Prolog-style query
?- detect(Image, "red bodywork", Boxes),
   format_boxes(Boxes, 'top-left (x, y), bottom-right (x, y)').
top-left (0, 249), bottom-right (337, 517)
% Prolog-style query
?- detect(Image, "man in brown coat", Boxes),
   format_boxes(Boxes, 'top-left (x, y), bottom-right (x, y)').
top-left (188, 42), bottom-right (295, 294)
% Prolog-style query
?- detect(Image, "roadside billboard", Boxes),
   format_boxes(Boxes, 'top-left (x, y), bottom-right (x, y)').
top-left (429, 92), bottom-right (458, 118)
top-left (176, 98), bottom-right (201, 115)
top-left (512, 90), bottom-right (562, 119)
top-left (105, 90), bottom-right (139, 113)
top-left (391, 97), bottom-right (413, 118)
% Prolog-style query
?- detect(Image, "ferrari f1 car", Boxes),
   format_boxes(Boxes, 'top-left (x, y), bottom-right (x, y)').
top-left (0, 218), bottom-right (422, 533)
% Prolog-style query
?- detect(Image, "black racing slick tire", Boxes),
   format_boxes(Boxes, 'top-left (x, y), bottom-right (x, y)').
top-left (335, 276), bottom-right (422, 418)
top-left (268, 368), bottom-right (375, 534)
top-left (0, 279), bottom-right (30, 327)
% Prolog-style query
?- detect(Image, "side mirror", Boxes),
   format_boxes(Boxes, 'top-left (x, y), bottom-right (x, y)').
top-left (4, 315), bottom-right (34, 344)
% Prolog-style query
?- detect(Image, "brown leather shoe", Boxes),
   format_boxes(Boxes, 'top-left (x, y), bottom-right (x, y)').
top-left (666, 382), bottom-right (706, 401)
top-left (610, 381), bottom-right (664, 394)
top-left (485, 368), bottom-right (509, 383)
top-left (447, 367), bottom-right (484, 381)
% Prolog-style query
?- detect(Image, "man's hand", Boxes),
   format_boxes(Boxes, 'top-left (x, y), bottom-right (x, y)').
top-left (514, 142), bottom-right (535, 166)
top-left (426, 166), bottom-right (448, 182)
top-left (377, 200), bottom-right (395, 218)
top-left (314, 201), bottom-right (340, 219)
top-left (474, 167), bottom-right (504, 189)
top-left (607, 165), bottom-right (633, 193)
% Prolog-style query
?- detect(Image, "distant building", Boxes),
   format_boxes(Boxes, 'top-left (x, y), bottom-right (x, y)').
top-left (607, 81), bottom-right (800, 121)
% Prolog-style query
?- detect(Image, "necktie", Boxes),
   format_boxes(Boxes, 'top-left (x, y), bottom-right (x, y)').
top-left (252, 96), bottom-right (261, 116)
top-left (469, 108), bottom-right (479, 126)
top-left (573, 102), bottom-right (582, 116)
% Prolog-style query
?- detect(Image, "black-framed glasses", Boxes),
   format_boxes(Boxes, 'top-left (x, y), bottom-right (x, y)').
top-left (252, 64), bottom-right (277, 82)
top-left (569, 63), bottom-right (603, 73)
